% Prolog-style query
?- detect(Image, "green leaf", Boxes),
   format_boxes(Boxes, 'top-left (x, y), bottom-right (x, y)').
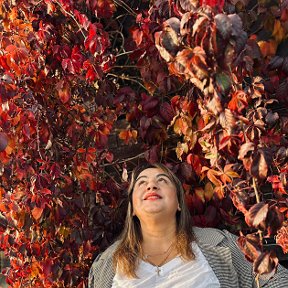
top-left (216, 72), bottom-right (232, 94)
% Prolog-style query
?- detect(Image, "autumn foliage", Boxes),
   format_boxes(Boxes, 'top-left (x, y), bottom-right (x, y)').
top-left (0, 0), bottom-right (287, 287)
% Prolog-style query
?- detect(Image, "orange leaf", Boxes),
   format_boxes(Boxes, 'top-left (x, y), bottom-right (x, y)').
top-left (220, 174), bottom-right (232, 184)
top-left (207, 169), bottom-right (222, 186)
top-left (32, 207), bottom-right (44, 221)
top-left (258, 40), bottom-right (277, 58)
top-left (214, 185), bottom-right (225, 199)
top-left (119, 129), bottom-right (137, 144)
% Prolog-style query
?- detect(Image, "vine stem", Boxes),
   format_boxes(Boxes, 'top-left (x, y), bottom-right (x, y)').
top-left (252, 177), bottom-right (263, 288)
top-left (106, 73), bottom-right (148, 91)
top-left (100, 152), bottom-right (146, 167)
top-left (55, 1), bottom-right (86, 39)
top-left (252, 177), bottom-right (263, 242)
top-left (252, 177), bottom-right (261, 204)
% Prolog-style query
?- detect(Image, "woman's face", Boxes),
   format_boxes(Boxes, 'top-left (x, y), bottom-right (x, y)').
top-left (132, 167), bottom-right (179, 220)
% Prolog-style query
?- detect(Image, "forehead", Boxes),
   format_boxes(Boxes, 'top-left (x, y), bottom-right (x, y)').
top-left (136, 167), bottom-right (169, 179)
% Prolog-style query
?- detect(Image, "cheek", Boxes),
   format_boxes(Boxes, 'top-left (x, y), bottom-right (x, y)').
top-left (168, 189), bottom-right (179, 206)
top-left (131, 189), bottom-right (140, 208)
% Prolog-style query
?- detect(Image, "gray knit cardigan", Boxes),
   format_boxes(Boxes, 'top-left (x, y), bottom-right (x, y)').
top-left (88, 227), bottom-right (288, 288)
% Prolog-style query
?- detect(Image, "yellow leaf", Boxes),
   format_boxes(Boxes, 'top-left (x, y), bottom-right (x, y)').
top-left (30, 261), bottom-right (42, 278)
top-left (204, 182), bottom-right (214, 201)
top-left (195, 187), bottom-right (205, 203)
top-left (175, 142), bottom-right (188, 160)
top-left (225, 170), bottom-right (240, 178)
top-left (173, 117), bottom-right (187, 135)
top-left (272, 20), bottom-right (285, 43)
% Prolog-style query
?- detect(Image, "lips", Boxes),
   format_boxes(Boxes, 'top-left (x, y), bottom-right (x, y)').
top-left (144, 192), bottom-right (162, 200)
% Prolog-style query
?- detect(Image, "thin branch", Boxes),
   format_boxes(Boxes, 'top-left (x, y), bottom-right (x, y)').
top-left (106, 73), bottom-right (148, 91)
top-left (100, 152), bottom-right (146, 167)
top-left (113, 0), bottom-right (137, 17)
top-left (55, 1), bottom-right (86, 39)
top-left (116, 50), bottom-right (138, 57)
top-left (111, 65), bottom-right (139, 69)
top-left (253, 177), bottom-right (261, 203)
top-left (253, 177), bottom-right (263, 244)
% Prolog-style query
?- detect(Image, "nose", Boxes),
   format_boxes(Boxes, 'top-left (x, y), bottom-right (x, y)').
top-left (146, 180), bottom-right (158, 191)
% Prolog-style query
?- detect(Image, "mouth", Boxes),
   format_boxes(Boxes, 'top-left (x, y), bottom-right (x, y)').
top-left (144, 193), bottom-right (162, 200)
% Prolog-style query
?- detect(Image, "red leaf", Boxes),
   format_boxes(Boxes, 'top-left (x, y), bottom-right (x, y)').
top-left (250, 149), bottom-right (272, 180)
top-left (144, 145), bottom-right (160, 163)
top-left (200, 0), bottom-right (225, 10)
top-left (105, 151), bottom-right (114, 163)
top-left (159, 102), bottom-right (175, 124)
top-left (83, 60), bottom-right (102, 82)
top-left (245, 202), bottom-right (269, 230)
top-left (141, 94), bottom-right (159, 117)
top-left (238, 142), bottom-right (254, 160)
top-left (228, 91), bottom-right (248, 114)
top-left (56, 80), bottom-right (71, 104)
top-left (88, 0), bottom-right (116, 18)
top-left (276, 226), bottom-right (288, 254)
top-left (253, 251), bottom-right (278, 277)
top-left (84, 23), bottom-right (109, 54)
top-left (130, 27), bottom-right (144, 46)
top-left (266, 206), bottom-right (284, 236)
top-left (186, 154), bottom-right (202, 176)
top-left (267, 175), bottom-right (287, 195)
top-left (74, 10), bottom-right (90, 30)
top-left (185, 193), bottom-right (205, 214)
top-left (237, 233), bottom-right (261, 262)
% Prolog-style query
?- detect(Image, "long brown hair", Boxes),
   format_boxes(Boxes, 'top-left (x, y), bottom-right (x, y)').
top-left (113, 163), bottom-right (195, 278)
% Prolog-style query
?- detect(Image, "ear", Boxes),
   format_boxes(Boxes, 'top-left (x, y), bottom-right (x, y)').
top-left (177, 203), bottom-right (181, 211)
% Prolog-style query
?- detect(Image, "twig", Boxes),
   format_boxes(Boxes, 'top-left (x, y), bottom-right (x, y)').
top-left (252, 177), bottom-right (261, 203)
top-left (111, 65), bottom-right (139, 69)
top-left (55, 0), bottom-right (86, 39)
top-left (116, 50), bottom-right (138, 57)
top-left (106, 73), bottom-right (148, 91)
top-left (113, 0), bottom-right (137, 17)
top-left (252, 177), bottom-right (263, 243)
top-left (100, 152), bottom-right (146, 167)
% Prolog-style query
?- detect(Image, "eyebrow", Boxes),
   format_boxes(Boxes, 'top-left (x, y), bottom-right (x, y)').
top-left (135, 173), bottom-right (171, 183)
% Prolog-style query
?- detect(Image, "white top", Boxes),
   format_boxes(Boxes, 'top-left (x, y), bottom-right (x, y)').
top-left (112, 242), bottom-right (220, 288)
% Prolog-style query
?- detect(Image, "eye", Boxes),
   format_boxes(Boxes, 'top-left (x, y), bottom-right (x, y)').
top-left (158, 177), bottom-right (168, 183)
top-left (137, 180), bottom-right (146, 186)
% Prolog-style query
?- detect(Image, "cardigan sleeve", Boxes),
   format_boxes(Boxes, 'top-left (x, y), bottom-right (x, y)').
top-left (88, 243), bottom-right (117, 288)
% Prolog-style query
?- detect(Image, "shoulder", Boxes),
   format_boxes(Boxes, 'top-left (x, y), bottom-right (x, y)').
top-left (94, 240), bottom-right (119, 262)
top-left (193, 226), bottom-right (233, 246)
top-left (88, 241), bottom-right (119, 288)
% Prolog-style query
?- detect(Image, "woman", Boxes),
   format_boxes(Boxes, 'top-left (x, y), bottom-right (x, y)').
top-left (89, 163), bottom-right (288, 287)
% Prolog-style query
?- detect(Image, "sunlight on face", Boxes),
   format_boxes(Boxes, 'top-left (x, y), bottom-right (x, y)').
top-left (132, 168), bottom-right (179, 220)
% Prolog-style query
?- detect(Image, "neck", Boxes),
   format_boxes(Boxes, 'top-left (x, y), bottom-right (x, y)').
top-left (140, 218), bottom-right (177, 253)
